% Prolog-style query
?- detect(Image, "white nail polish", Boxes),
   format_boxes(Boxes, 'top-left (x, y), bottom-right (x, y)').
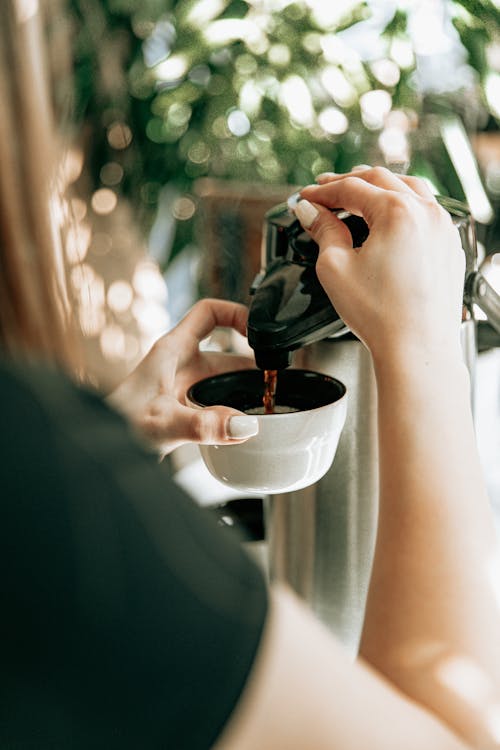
top-left (294, 199), bottom-right (319, 229)
top-left (228, 415), bottom-right (259, 439)
top-left (352, 164), bottom-right (371, 171)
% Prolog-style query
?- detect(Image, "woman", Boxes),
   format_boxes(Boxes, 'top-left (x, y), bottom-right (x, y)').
top-left (1, 1), bottom-right (500, 748)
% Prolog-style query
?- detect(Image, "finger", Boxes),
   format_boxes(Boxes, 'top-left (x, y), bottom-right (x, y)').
top-left (396, 174), bottom-right (436, 199)
top-left (316, 167), bottom-right (436, 202)
top-left (293, 200), bottom-right (354, 258)
top-left (316, 172), bottom-right (337, 184)
top-left (316, 165), bottom-right (371, 183)
top-left (172, 299), bottom-right (249, 344)
top-left (141, 397), bottom-right (259, 448)
top-left (189, 405), bottom-right (259, 444)
top-left (300, 177), bottom-right (390, 228)
top-left (316, 166), bottom-right (414, 195)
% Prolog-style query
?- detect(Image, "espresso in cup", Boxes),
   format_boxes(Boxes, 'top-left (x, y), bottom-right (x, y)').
top-left (245, 405), bottom-right (299, 414)
top-left (187, 369), bottom-right (347, 494)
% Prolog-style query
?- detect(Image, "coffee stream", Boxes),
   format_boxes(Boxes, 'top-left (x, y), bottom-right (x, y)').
top-left (263, 369), bottom-right (278, 414)
top-left (243, 370), bottom-right (299, 415)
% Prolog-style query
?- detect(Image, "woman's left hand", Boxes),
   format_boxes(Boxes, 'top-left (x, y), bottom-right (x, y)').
top-left (108, 299), bottom-right (258, 456)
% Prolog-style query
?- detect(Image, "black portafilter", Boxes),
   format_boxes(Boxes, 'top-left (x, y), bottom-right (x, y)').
top-left (247, 199), bottom-right (369, 370)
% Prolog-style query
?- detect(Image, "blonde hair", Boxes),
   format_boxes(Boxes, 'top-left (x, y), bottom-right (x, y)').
top-left (0, 0), bottom-right (77, 368)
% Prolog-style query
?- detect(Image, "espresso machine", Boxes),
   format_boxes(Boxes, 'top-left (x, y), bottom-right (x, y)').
top-left (247, 194), bottom-right (500, 656)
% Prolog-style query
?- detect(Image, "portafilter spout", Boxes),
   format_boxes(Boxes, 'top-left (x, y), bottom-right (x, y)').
top-left (247, 197), bottom-right (369, 370)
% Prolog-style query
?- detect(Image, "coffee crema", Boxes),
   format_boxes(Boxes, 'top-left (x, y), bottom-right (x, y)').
top-left (245, 405), bottom-right (300, 415)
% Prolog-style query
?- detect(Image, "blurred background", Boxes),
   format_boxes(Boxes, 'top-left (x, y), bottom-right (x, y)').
top-left (55, 1), bottom-right (499, 502)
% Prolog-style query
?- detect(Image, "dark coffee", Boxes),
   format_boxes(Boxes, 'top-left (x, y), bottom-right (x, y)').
top-left (245, 405), bottom-right (299, 415)
top-left (187, 369), bottom-right (346, 415)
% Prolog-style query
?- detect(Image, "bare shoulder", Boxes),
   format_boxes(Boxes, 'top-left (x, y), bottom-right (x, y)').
top-left (213, 585), bottom-right (470, 750)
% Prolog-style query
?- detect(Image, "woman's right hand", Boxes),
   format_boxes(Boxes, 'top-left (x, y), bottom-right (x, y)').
top-left (294, 170), bottom-right (500, 750)
top-left (294, 167), bottom-right (466, 364)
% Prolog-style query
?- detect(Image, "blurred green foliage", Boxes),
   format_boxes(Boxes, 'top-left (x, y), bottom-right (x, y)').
top-left (69, 0), bottom-right (500, 261)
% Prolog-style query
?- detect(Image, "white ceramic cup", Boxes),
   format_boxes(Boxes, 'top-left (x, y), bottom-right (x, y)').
top-left (187, 369), bottom-right (347, 494)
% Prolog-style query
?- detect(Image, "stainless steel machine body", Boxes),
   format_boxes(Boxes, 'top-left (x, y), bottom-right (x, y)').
top-left (265, 337), bottom-right (378, 655)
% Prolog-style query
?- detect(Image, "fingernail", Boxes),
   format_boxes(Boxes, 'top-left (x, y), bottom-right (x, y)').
top-left (352, 164), bottom-right (371, 171)
top-left (228, 415), bottom-right (259, 439)
top-left (293, 199), bottom-right (319, 229)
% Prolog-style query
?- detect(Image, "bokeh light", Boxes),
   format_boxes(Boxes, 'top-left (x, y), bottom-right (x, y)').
top-left (227, 109), bottom-right (251, 137)
top-left (107, 122), bottom-right (133, 150)
top-left (172, 196), bottom-right (196, 221)
top-left (318, 107), bottom-right (349, 135)
top-left (69, 0), bottom-right (500, 293)
top-left (107, 280), bottom-right (134, 313)
top-left (100, 162), bottom-right (124, 186)
top-left (91, 189), bottom-right (118, 215)
top-left (360, 90), bottom-right (392, 130)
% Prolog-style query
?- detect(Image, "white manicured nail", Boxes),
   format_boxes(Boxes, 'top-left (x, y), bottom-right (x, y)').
top-left (352, 164), bottom-right (371, 171)
top-left (228, 415), bottom-right (259, 439)
top-left (294, 199), bottom-right (319, 228)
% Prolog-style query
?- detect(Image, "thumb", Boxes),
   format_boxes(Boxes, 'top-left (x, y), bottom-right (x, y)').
top-left (184, 404), bottom-right (259, 446)
top-left (293, 199), bottom-right (353, 258)
top-left (167, 403), bottom-right (259, 447)
top-left (137, 398), bottom-right (259, 454)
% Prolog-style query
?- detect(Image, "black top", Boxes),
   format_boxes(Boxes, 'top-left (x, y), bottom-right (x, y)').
top-left (0, 359), bottom-right (268, 749)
